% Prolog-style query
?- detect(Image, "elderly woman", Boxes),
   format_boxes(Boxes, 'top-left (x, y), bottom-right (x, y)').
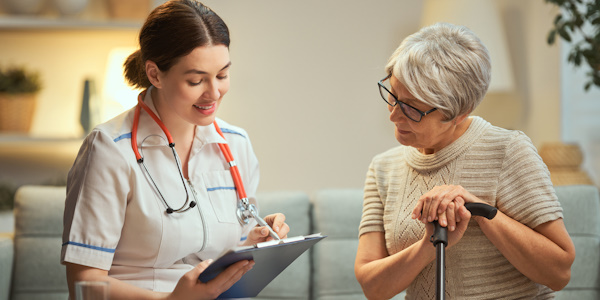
top-left (354, 22), bottom-right (575, 299)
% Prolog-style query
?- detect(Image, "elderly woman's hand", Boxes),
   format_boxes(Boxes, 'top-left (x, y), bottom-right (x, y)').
top-left (244, 213), bottom-right (290, 245)
top-left (412, 185), bottom-right (485, 231)
top-left (421, 201), bottom-right (472, 250)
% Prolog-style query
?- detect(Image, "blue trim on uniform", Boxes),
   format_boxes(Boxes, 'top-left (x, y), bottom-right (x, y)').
top-left (240, 236), bottom-right (247, 242)
top-left (207, 186), bottom-right (236, 192)
top-left (220, 128), bottom-right (246, 138)
top-left (114, 132), bottom-right (132, 143)
top-left (62, 241), bottom-right (116, 253)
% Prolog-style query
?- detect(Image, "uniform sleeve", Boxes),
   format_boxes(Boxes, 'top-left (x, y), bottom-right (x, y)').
top-left (496, 132), bottom-right (563, 228)
top-left (359, 159), bottom-right (385, 237)
top-left (61, 129), bottom-right (132, 270)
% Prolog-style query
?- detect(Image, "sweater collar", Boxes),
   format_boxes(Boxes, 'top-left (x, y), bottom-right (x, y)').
top-left (405, 116), bottom-right (490, 171)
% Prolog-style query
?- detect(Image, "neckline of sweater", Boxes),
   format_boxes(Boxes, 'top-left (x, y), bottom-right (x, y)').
top-left (404, 116), bottom-right (490, 171)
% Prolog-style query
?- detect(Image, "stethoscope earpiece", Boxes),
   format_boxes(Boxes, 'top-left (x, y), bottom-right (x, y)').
top-left (165, 201), bottom-right (196, 214)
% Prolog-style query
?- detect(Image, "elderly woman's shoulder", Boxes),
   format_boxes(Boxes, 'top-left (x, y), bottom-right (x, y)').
top-left (485, 123), bottom-right (533, 143)
top-left (482, 123), bottom-right (537, 156)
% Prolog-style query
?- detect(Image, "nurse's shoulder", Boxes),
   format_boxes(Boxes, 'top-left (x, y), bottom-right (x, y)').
top-left (92, 108), bottom-right (137, 143)
top-left (75, 107), bottom-right (138, 163)
top-left (214, 117), bottom-right (251, 143)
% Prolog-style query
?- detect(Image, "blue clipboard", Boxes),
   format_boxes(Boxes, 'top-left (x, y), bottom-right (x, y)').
top-left (198, 234), bottom-right (326, 299)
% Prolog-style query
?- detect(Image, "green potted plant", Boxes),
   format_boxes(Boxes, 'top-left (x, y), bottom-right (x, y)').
top-left (0, 66), bottom-right (42, 133)
top-left (545, 0), bottom-right (600, 91)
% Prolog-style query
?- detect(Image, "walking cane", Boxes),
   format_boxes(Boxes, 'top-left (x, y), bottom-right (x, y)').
top-left (430, 203), bottom-right (498, 300)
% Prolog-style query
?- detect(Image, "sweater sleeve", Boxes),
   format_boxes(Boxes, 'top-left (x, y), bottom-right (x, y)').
top-left (359, 159), bottom-right (385, 237)
top-left (496, 132), bottom-right (563, 228)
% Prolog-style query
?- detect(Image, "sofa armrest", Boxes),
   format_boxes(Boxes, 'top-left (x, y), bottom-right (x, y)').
top-left (0, 232), bottom-right (14, 300)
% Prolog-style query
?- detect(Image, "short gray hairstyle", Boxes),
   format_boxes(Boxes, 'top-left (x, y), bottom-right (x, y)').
top-left (385, 22), bottom-right (491, 121)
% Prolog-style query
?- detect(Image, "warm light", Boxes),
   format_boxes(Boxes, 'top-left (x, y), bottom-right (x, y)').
top-left (421, 0), bottom-right (514, 93)
top-left (102, 47), bottom-right (141, 122)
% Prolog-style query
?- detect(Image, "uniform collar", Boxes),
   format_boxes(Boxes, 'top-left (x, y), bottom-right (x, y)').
top-left (195, 119), bottom-right (228, 145)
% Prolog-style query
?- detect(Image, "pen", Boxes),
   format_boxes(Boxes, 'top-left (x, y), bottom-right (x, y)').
top-left (254, 215), bottom-right (281, 241)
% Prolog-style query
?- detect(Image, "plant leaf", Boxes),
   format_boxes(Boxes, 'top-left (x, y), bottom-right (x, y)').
top-left (575, 52), bottom-right (582, 65)
top-left (548, 30), bottom-right (557, 44)
top-left (558, 27), bottom-right (572, 42)
top-left (554, 14), bottom-right (563, 25)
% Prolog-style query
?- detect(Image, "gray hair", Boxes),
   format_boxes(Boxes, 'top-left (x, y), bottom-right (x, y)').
top-left (385, 22), bottom-right (491, 121)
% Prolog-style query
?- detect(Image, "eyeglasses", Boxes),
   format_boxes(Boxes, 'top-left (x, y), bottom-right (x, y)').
top-left (378, 74), bottom-right (437, 122)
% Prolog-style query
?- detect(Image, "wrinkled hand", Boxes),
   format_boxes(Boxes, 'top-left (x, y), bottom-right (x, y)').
top-left (422, 203), bottom-right (472, 249)
top-left (168, 259), bottom-right (254, 300)
top-left (246, 213), bottom-right (290, 244)
top-left (412, 185), bottom-right (484, 231)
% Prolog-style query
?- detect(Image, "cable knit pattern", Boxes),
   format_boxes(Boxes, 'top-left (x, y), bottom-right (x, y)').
top-left (359, 117), bottom-right (562, 299)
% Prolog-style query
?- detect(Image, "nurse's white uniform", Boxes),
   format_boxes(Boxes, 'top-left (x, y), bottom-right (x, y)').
top-left (61, 88), bottom-right (259, 292)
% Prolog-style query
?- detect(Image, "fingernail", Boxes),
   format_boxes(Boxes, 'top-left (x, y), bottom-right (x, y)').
top-left (411, 214), bottom-right (416, 219)
top-left (205, 259), bottom-right (214, 265)
top-left (449, 226), bottom-right (455, 231)
top-left (274, 226), bottom-right (280, 232)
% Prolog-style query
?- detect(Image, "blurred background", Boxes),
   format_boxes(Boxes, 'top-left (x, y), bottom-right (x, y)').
top-left (0, 0), bottom-right (598, 215)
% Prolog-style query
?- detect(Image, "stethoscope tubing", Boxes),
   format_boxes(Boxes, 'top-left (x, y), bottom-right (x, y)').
top-left (133, 90), bottom-right (195, 213)
top-left (132, 89), bottom-right (250, 218)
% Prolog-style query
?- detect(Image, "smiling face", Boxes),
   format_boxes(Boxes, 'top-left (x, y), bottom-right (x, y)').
top-left (388, 75), bottom-right (471, 154)
top-left (149, 45), bottom-right (231, 128)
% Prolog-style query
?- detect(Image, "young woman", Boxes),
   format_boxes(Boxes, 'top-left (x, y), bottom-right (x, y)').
top-left (61, 1), bottom-right (289, 299)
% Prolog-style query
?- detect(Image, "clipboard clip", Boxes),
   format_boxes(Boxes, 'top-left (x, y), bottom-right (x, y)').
top-left (237, 198), bottom-right (281, 242)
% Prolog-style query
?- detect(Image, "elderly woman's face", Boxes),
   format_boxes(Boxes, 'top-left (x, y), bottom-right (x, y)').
top-left (388, 75), bottom-right (470, 155)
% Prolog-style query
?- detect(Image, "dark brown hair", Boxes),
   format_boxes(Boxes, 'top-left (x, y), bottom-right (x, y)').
top-left (124, 0), bottom-right (230, 89)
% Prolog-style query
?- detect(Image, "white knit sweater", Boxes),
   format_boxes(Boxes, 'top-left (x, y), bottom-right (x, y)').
top-left (359, 117), bottom-right (562, 299)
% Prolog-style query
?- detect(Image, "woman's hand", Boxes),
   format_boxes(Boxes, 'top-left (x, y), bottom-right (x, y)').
top-left (168, 259), bottom-right (254, 300)
top-left (412, 185), bottom-right (484, 231)
top-left (421, 201), bottom-right (472, 249)
top-left (245, 213), bottom-right (290, 244)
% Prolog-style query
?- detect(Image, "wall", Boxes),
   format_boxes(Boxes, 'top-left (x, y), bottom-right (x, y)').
top-left (475, 0), bottom-right (561, 143)
top-left (0, 0), bottom-right (565, 194)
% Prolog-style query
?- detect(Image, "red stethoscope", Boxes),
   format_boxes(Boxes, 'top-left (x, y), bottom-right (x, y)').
top-left (130, 89), bottom-right (273, 232)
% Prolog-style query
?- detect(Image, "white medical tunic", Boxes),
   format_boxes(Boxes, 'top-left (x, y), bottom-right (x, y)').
top-left (61, 88), bottom-right (259, 292)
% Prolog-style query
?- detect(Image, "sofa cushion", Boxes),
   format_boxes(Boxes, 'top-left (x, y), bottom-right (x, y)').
top-left (311, 189), bottom-right (365, 299)
top-left (555, 185), bottom-right (600, 300)
top-left (12, 185), bottom-right (68, 300)
top-left (0, 233), bottom-right (14, 300)
top-left (255, 191), bottom-right (312, 300)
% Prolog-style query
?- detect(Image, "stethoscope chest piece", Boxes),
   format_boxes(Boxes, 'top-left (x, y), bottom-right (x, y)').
top-left (237, 201), bottom-right (258, 225)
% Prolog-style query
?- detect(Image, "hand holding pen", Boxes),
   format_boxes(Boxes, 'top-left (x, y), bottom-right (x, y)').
top-left (245, 212), bottom-right (290, 245)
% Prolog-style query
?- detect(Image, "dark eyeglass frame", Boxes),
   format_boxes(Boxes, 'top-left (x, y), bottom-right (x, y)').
top-left (378, 74), bottom-right (437, 122)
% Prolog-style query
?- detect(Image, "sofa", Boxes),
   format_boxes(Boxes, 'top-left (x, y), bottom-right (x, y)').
top-left (0, 184), bottom-right (598, 300)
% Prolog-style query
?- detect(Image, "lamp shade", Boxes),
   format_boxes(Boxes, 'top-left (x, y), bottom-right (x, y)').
top-left (421, 0), bottom-right (514, 93)
top-left (102, 47), bottom-right (141, 122)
